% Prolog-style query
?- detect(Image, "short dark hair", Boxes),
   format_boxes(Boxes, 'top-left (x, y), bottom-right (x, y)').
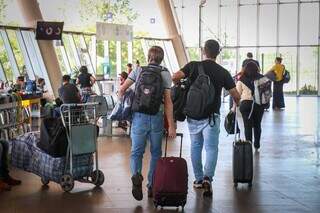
top-left (127, 63), bottom-right (132, 68)
top-left (247, 52), bottom-right (253, 58)
top-left (40, 98), bottom-right (47, 107)
top-left (204, 39), bottom-right (220, 59)
top-left (79, 66), bottom-right (88, 74)
top-left (275, 57), bottom-right (283, 63)
top-left (148, 46), bottom-right (164, 65)
top-left (119, 71), bottom-right (128, 79)
top-left (136, 60), bottom-right (140, 65)
top-left (62, 75), bottom-right (71, 82)
top-left (55, 97), bottom-right (63, 107)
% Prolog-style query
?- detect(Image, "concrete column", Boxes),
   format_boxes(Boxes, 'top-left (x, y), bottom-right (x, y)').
top-left (157, 0), bottom-right (188, 67)
top-left (17, 0), bottom-right (62, 98)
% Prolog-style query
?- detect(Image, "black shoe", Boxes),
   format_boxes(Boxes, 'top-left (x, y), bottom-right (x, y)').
top-left (147, 186), bottom-right (153, 198)
top-left (131, 174), bottom-right (143, 201)
top-left (202, 176), bottom-right (212, 197)
top-left (193, 180), bottom-right (203, 189)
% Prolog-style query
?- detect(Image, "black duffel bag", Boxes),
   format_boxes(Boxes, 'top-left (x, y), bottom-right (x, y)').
top-left (38, 117), bottom-right (68, 157)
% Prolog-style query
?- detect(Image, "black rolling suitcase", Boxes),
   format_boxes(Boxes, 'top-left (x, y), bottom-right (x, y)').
top-left (232, 109), bottom-right (253, 187)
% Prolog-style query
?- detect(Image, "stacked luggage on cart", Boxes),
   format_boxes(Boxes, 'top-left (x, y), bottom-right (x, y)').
top-left (10, 101), bottom-right (106, 192)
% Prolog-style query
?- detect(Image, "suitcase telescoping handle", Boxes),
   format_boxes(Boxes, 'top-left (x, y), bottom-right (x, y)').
top-left (164, 133), bottom-right (183, 158)
top-left (234, 107), bottom-right (240, 142)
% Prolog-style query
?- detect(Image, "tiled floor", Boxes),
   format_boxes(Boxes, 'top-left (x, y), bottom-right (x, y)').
top-left (1, 97), bottom-right (320, 213)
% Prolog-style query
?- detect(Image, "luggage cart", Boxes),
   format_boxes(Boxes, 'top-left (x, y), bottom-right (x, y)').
top-left (59, 102), bottom-right (104, 192)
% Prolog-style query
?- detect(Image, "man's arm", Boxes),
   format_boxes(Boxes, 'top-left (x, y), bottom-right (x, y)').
top-left (172, 71), bottom-right (185, 83)
top-left (229, 87), bottom-right (241, 106)
top-left (118, 79), bottom-right (134, 97)
top-left (163, 89), bottom-right (176, 138)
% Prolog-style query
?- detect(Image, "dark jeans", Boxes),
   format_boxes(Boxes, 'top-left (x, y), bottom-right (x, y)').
top-left (240, 100), bottom-right (265, 149)
top-left (0, 140), bottom-right (9, 179)
top-left (273, 81), bottom-right (285, 109)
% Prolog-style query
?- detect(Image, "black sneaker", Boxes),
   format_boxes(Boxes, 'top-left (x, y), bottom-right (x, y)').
top-left (193, 180), bottom-right (203, 189)
top-left (147, 186), bottom-right (153, 198)
top-left (202, 176), bottom-right (212, 197)
top-left (131, 174), bottom-right (143, 201)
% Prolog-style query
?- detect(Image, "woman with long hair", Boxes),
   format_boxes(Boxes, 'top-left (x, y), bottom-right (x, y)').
top-left (236, 61), bottom-right (265, 150)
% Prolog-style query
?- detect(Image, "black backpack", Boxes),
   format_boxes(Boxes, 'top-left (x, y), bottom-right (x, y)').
top-left (224, 110), bottom-right (240, 135)
top-left (132, 65), bottom-right (165, 115)
top-left (171, 78), bottom-right (190, 122)
top-left (184, 63), bottom-right (215, 120)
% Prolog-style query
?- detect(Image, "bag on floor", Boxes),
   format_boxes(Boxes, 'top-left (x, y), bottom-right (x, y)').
top-left (254, 76), bottom-right (272, 105)
top-left (132, 65), bottom-right (166, 115)
top-left (38, 117), bottom-right (68, 157)
top-left (184, 63), bottom-right (215, 120)
top-left (232, 110), bottom-right (253, 187)
top-left (153, 133), bottom-right (188, 208)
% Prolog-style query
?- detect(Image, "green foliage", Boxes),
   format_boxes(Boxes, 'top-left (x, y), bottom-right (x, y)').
top-left (79, 0), bottom-right (138, 24)
top-left (0, 0), bottom-right (7, 24)
top-left (187, 47), bottom-right (200, 61)
top-left (299, 84), bottom-right (317, 95)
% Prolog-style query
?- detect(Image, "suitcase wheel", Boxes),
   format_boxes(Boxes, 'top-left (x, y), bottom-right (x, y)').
top-left (60, 173), bottom-right (74, 192)
top-left (91, 170), bottom-right (105, 186)
top-left (248, 182), bottom-right (253, 187)
top-left (41, 177), bottom-right (49, 186)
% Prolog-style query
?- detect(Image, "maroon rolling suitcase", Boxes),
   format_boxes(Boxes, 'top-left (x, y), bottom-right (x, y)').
top-left (153, 133), bottom-right (188, 209)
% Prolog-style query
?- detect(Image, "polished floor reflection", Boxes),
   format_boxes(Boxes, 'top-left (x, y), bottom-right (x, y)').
top-left (1, 97), bottom-right (320, 213)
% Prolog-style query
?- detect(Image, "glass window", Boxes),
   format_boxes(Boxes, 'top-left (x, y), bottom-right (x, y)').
top-left (164, 40), bottom-right (180, 73)
top-left (259, 4), bottom-right (277, 46)
top-left (300, 3), bottom-right (319, 45)
top-left (279, 4), bottom-right (298, 45)
top-left (299, 47), bottom-right (318, 95)
top-left (219, 48), bottom-right (237, 76)
top-left (259, 47), bottom-right (277, 74)
top-left (187, 47), bottom-right (200, 61)
top-left (54, 45), bottom-right (69, 75)
top-left (6, 30), bottom-right (26, 74)
top-left (279, 47), bottom-right (297, 94)
top-left (0, 37), bottom-right (14, 81)
top-left (221, 5), bottom-right (237, 46)
top-left (202, 0), bottom-right (219, 43)
top-left (62, 34), bottom-right (78, 73)
top-left (109, 41), bottom-right (117, 78)
top-left (241, 0), bottom-right (258, 4)
top-left (240, 5), bottom-right (257, 46)
top-left (96, 40), bottom-right (104, 76)
top-left (221, 0), bottom-right (237, 6)
top-left (121, 42), bottom-right (128, 72)
top-left (133, 39), bottom-right (146, 65)
top-left (260, 0), bottom-right (277, 3)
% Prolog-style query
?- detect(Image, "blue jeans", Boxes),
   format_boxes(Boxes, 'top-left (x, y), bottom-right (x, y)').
top-left (130, 111), bottom-right (164, 188)
top-left (188, 115), bottom-right (221, 182)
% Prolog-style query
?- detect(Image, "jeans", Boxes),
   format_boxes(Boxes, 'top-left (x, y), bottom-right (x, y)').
top-left (130, 111), bottom-right (164, 188)
top-left (0, 140), bottom-right (9, 179)
top-left (188, 114), bottom-right (220, 182)
top-left (240, 100), bottom-right (265, 149)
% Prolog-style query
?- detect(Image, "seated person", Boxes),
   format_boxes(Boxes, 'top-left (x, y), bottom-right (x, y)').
top-left (76, 66), bottom-right (96, 102)
top-left (40, 98), bottom-right (54, 118)
top-left (37, 78), bottom-right (46, 93)
top-left (15, 76), bottom-right (25, 91)
top-left (58, 75), bottom-right (81, 104)
top-left (0, 140), bottom-right (21, 192)
top-left (53, 98), bottom-right (63, 118)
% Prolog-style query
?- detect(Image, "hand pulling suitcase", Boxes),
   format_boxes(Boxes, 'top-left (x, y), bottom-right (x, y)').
top-left (233, 109), bottom-right (253, 187)
top-left (153, 133), bottom-right (188, 209)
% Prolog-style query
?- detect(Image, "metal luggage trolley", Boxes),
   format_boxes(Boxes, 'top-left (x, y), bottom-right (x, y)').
top-left (59, 102), bottom-right (104, 192)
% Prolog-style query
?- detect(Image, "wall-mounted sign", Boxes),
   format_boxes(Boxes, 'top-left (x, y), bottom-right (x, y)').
top-left (36, 21), bottom-right (64, 40)
top-left (96, 22), bottom-right (133, 42)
